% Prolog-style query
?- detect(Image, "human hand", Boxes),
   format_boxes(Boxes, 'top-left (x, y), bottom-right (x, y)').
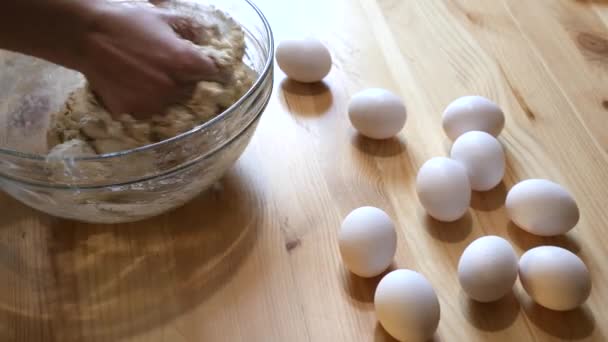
top-left (79, 1), bottom-right (221, 118)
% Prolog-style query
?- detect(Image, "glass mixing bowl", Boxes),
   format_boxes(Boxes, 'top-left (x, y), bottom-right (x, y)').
top-left (0, 0), bottom-right (273, 223)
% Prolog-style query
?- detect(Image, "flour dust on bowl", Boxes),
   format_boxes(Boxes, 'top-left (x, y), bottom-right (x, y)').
top-left (0, 0), bottom-right (274, 223)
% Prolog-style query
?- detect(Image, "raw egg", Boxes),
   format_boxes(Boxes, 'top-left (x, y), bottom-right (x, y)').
top-left (338, 206), bottom-right (397, 278)
top-left (276, 38), bottom-right (332, 83)
top-left (416, 157), bottom-right (471, 222)
top-left (506, 179), bottom-right (579, 236)
top-left (519, 246), bottom-right (591, 311)
top-left (348, 88), bottom-right (407, 140)
top-left (450, 131), bottom-right (505, 191)
top-left (442, 96), bottom-right (505, 140)
top-left (374, 269), bottom-right (441, 342)
top-left (458, 236), bottom-right (518, 302)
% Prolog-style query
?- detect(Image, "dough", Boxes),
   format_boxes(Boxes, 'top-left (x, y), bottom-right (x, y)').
top-left (47, 0), bottom-right (256, 156)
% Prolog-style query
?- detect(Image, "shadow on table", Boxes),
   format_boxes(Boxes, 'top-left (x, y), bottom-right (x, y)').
top-left (279, 78), bottom-right (333, 117)
top-left (470, 181), bottom-right (507, 212)
top-left (351, 135), bottom-right (407, 158)
top-left (506, 222), bottom-right (581, 254)
top-left (520, 295), bottom-right (596, 340)
top-left (374, 322), bottom-right (439, 342)
top-left (374, 322), bottom-right (399, 342)
top-left (462, 290), bottom-right (520, 331)
top-left (342, 263), bottom-right (396, 307)
top-left (0, 169), bottom-right (263, 341)
top-left (0, 191), bottom-right (39, 230)
top-left (424, 211), bottom-right (473, 243)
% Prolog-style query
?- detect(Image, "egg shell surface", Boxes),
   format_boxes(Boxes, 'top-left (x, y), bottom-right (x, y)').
top-left (506, 179), bottom-right (579, 236)
top-left (276, 38), bottom-right (332, 83)
top-left (374, 269), bottom-right (441, 342)
top-left (348, 88), bottom-right (407, 140)
top-left (416, 157), bottom-right (471, 222)
top-left (458, 236), bottom-right (518, 302)
top-left (338, 206), bottom-right (397, 278)
top-left (519, 246), bottom-right (591, 311)
top-left (442, 95), bottom-right (505, 140)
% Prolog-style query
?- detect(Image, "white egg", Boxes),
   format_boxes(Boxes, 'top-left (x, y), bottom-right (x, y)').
top-left (338, 207), bottom-right (397, 278)
top-left (416, 157), bottom-right (471, 222)
top-left (506, 179), bottom-right (579, 236)
top-left (375, 269), bottom-right (440, 342)
top-left (442, 96), bottom-right (505, 140)
top-left (519, 246), bottom-right (591, 311)
top-left (275, 38), bottom-right (332, 83)
top-left (458, 236), bottom-right (518, 302)
top-left (348, 88), bottom-right (407, 140)
top-left (450, 131), bottom-right (505, 191)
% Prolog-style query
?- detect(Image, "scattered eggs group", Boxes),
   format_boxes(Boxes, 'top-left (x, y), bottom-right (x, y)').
top-left (506, 179), bottom-right (580, 236)
top-left (416, 97), bottom-right (507, 220)
top-left (519, 246), bottom-right (591, 311)
top-left (276, 38), bottom-right (332, 83)
top-left (374, 269), bottom-right (441, 342)
top-left (338, 207), bottom-right (397, 277)
top-left (275, 40), bottom-right (594, 339)
top-left (416, 157), bottom-right (471, 222)
top-left (348, 88), bottom-right (407, 140)
top-left (458, 236), bottom-right (518, 302)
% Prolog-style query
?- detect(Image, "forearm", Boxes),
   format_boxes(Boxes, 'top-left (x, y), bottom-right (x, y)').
top-left (0, 0), bottom-right (106, 70)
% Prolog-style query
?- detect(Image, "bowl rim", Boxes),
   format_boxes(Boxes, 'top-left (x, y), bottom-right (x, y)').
top-left (2, 87), bottom-right (272, 190)
top-left (0, 0), bottom-right (274, 162)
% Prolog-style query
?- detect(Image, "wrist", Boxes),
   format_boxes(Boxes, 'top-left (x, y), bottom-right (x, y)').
top-left (57, 1), bottom-right (114, 72)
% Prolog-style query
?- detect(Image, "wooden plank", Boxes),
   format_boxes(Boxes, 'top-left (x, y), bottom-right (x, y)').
top-left (0, 0), bottom-right (607, 341)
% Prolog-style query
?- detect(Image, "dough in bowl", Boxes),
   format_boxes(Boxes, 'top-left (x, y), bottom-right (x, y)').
top-left (47, 0), bottom-right (256, 156)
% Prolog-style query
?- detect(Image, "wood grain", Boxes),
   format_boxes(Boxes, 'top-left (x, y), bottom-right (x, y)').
top-left (1, 0), bottom-right (608, 341)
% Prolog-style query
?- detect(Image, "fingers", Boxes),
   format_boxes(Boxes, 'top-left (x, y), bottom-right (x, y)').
top-left (86, 1), bottom-right (227, 119)
top-left (161, 12), bottom-right (204, 42)
top-left (144, 6), bottom-right (225, 84)
top-left (148, 1), bottom-right (199, 41)
top-left (92, 78), bottom-right (199, 119)
top-left (89, 70), bottom-right (184, 119)
top-left (165, 39), bottom-right (232, 85)
top-left (177, 82), bottom-right (198, 100)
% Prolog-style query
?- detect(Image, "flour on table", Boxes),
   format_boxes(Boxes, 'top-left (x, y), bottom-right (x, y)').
top-left (47, 0), bottom-right (256, 156)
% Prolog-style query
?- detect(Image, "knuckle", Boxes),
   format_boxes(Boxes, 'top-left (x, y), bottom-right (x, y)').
top-left (173, 45), bottom-right (204, 71)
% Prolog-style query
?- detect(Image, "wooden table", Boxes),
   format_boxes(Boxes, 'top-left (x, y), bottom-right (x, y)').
top-left (2, 0), bottom-right (608, 341)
